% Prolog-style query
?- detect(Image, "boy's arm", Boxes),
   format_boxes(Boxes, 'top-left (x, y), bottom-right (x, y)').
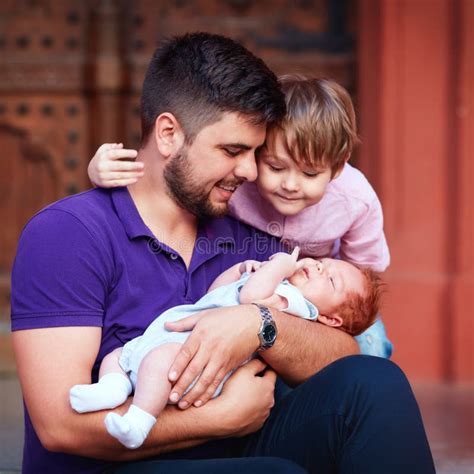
top-left (88, 143), bottom-right (143, 188)
top-left (340, 196), bottom-right (390, 272)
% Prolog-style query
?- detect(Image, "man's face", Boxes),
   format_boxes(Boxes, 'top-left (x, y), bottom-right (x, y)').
top-left (164, 112), bottom-right (266, 219)
top-left (288, 258), bottom-right (366, 316)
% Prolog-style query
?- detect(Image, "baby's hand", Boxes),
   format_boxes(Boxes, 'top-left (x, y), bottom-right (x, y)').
top-left (268, 246), bottom-right (301, 276)
top-left (239, 260), bottom-right (262, 274)
top-left (88, 143), bottom-right (143, 188)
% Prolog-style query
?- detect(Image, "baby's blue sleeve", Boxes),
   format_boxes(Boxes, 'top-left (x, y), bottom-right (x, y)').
top-left (355, 317), bottom-right (393, 358)
top-left (274, 281), bottom-right (318, 321)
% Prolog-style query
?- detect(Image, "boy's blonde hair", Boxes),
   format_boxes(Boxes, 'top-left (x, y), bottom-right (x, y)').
top-left (273, 74), bottom-right (359, 177)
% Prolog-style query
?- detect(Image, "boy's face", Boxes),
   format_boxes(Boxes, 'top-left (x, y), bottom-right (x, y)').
top-left (164, 112), bottom-right (266, 218)
top-left (288, 258), bottom-right (365, 316)
top-left (255, 130), bottom-right (335, 216)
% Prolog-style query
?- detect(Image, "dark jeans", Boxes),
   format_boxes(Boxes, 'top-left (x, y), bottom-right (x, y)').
top-left (115, 356), bottom-right (435, 474)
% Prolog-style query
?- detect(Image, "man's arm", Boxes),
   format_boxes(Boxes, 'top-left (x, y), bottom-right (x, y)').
top-left (11, 210), bottom-right (275, 462)
top-left (13, 326), bottom-right (276, 461)
top-left (165, 303), bottom-right (359, 409)
top-left (262, 309), bottom-right (359, 387)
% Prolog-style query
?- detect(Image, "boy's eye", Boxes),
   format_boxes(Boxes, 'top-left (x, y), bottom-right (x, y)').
top-left (269, 164), bottom-right (284, 172)
top-left (303, 171), bottom-right (320, 178)
top-left (330, 277), bottom-right (335, 290)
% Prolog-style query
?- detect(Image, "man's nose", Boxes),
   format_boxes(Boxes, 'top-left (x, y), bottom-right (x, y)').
top-left (234, 153), bottom-right (258, 182)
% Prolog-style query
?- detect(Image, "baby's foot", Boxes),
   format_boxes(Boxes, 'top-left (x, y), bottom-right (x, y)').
top-left (70, 373), bottom-right (132, 413)
top-left (104, 405), bottom-right (156, 449)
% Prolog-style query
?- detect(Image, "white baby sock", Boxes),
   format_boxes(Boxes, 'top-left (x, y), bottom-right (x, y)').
top-left (104, 404), bottom-right (156, 449)
top-left (70, 373), bottom-right (132, 413)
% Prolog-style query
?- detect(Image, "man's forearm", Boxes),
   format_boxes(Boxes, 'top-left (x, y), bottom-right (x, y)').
top-left (70, 360), bottom-right (275, 462)
top-left (63, 398), bottom-right (223, 461)
top-left (13, 327), bottom-right (221, 463)
top-left (114, 403), bottom-right (218, 461)
top-left (261, 309), bottom-right (360, 387)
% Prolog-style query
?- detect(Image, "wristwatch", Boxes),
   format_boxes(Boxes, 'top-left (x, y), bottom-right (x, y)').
top-left (252, 303), bottom-right (278, 351)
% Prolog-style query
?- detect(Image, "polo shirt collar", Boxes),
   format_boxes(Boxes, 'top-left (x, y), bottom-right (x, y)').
top-left (111, 187), bottom-right (155, 240)
top-left (111, 187), bottom-right (236, 249)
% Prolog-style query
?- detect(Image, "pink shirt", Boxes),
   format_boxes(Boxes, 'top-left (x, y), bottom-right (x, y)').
top-left (229, 163), bottom-right (390, 272)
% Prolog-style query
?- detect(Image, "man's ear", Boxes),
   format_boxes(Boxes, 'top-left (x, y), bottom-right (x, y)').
top-left (317, 313), bottom-right (343, 328)
top-left (153, 113), bottom-right (185, 158)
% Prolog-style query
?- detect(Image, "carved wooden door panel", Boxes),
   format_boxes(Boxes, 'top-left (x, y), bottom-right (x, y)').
top-left (0, 2), bottom-right (90, 335)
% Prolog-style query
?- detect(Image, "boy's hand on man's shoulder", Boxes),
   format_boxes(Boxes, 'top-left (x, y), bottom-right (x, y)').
top-left (88, 142), bottom-right (142, 188)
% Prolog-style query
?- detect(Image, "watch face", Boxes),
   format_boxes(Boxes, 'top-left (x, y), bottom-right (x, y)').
top-left (263, 323), bottom-right (277, 343)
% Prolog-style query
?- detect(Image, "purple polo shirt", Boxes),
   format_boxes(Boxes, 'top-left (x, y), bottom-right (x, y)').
top-left (11, 187), bottom-right (282, 474)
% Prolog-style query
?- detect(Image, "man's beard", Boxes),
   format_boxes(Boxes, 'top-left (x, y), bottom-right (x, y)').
top-left (164, 149), bottom-right (230, 219)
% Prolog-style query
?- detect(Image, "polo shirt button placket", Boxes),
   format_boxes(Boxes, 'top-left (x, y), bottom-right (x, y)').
top-left (148, 239), bottom-right (161, 255)
top-left (170, 253), bottom-right (178, 261)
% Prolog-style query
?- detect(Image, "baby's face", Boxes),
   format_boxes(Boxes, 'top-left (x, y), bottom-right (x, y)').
top-left (256, 130), bottom-right (334, 216)
top-left (288, 258), bottom-right (365, 315)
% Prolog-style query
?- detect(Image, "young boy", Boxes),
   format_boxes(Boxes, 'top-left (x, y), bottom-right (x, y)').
top-left (70, 248), bottom-right (383, 450)
top-left (87, 75), bottom-right (392, 357)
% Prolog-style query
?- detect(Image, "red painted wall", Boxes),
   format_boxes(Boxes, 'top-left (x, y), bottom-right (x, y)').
top-left (358, 0), bottom-right (473, 381)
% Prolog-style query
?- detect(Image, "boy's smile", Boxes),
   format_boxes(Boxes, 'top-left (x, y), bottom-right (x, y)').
top-left (255, 130), bottom-right (337, 216)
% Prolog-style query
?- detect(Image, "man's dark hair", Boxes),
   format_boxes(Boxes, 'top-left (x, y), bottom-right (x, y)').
top-left (140, 32), bottom-right (286, 145)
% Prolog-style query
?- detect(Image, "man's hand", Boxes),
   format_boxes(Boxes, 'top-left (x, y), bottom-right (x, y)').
top-left (88, 143), bottom-right (143, 188)
top-left (164, 305), bottom-right (261, 409)
top-left (211, 359), bottom-right (276, 437)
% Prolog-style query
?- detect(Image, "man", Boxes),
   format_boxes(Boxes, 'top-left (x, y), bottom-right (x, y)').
top-left (11, 33), bottom-right (435, 473)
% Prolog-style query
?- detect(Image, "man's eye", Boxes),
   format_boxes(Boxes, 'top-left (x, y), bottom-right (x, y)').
top-left (330, 277), bottom-right (335, 289)
top-left (224, 148), bottom-right (240, 157)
